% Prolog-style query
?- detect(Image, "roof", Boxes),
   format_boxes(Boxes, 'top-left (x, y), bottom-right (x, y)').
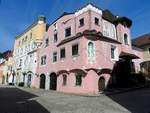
top-left (132, 33), bottom-right (150, 48)
top-left (119, 52), bottom-right (139, 59)
top-left (48, 12), bottom-right (73, 27)
top-left (102, 9), bottom-right (116, 23)
top-left (114, 17), bottom-right (132, 28)
top-left (0, 50), bottom-right (12, 59)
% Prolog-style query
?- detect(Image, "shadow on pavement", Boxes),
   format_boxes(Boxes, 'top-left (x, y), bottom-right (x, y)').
top-left (106, 87), bottom-right (150, 113)
top-left (0, 87), bottom-right (50, 113)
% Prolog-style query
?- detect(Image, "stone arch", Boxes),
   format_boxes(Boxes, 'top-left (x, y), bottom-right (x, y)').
top-left (40, 74), bottom-right (46, 89)
top-left (49, 72), bottom-right (57, 90)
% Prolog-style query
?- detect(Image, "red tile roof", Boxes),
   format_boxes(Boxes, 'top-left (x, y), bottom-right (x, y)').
top-left (132, 33), bottom-right (150, 47)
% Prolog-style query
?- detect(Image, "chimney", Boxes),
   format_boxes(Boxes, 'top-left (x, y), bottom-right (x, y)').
top-left (38, 16), bottom-right (46, 24)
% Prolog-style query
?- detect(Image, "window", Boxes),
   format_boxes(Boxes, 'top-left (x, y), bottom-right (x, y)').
top-left (41, 55), bottom-right (46, 65)
top-left (45, 38), bottom-right (49, 47)
top-left (60, 48), bottom-right (66, 59)
top-left (22, 38), bottom-right (24, 45)
top-left (88, 42), bottom-right (94, 58)
top-left (79, 18), bottom-right (84, 27)
top-left (95, 17), bottom-right (99, 25)
top-left (19, 59), bottom-right (22, 67)
top-left (72, 44), bottom-right (79, 56)
top-left (75, 73), bottom-right (82, 86)
top-left (30, 33), bottom-right (32, 40)
top-left (63, 74), bottom-right (67, 86)
top-left (111, 45), bottom-right (118, 60)
top-left (148, 48), bottom-right (150, 54)
top-left (124, 34), bottom-right (128, 45)
top-left (65, 27), bottom-right (71, 37)
top-left (111, 47), bottom-right (115, 59)
top-left (53, 52), bottom-right (57, 62)
top-left (54, 33), bottom-right (58, 43)
top-left (25, 36), bottom-right (27, 42)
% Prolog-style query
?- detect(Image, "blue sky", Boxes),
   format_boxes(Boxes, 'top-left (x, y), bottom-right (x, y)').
top-left (0, 0), bottom-right (150, 52)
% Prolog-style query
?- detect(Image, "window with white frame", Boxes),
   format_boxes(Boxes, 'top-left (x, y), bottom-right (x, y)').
top-left (72, 43), bottom-right (79, 56)
top-left (79, 18), bottom-right (84, 27)
top-left (102, 19), bottom-right (116, 40)
top-left (87, 42), bottom-right (95, 62)
top-left (54, 32), bottom-right (58, 43)
top-left (65, 27), bottom-right (71, 37)
top-left (95, 17), bottom-right (99, 25)
top-left (124, 33), bottom-right (128, 45)
top-left (41, 55), bottom-right (46, 65)
top-left (60, 48), bottom-right (66, 59)
top-left (53, 52), bottom-right (57, 62)
top-left (111, 45), bottom-right (118, 60)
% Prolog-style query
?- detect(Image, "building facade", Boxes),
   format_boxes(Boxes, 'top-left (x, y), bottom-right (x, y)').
top-left (13, 16), bottom-right (47, 87)
top-left (133, 33), bottom-right (150, 78)
top-left (37, 4), bottom-right (143, 94)
top-left (0, 51), bottom-right (13, 84)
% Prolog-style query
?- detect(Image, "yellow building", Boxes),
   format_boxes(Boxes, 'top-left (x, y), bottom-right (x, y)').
top-left (132, 33), bottom-right (150, 78)
top-left (13, 16), bottom-right (47, 86)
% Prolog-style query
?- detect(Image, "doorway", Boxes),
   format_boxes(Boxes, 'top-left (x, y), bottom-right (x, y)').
top-left (50, 73), bottom-right (57, 90)
top-left (40, 74), bottom-right (46, 89)
top-left (98, 77), bottom-right (105, 92)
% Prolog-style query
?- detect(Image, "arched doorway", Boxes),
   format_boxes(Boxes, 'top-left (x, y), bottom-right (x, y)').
top-left (27, 74), bottom-right (32, 87)
top-left (40, 74), bottom-right (46, 89)
top-left (50, 73), bottom-right (57, 90)
top-left (98, 77), bottom-right (105, 92)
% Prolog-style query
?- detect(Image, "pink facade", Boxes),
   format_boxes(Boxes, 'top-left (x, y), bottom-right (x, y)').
top-left (37, 4), bottom-right (143, 94)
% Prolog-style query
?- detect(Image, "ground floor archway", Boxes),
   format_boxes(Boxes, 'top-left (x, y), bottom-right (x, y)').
top-left (40, 74), bottom-right (46, 89)
top-left (98, 77), bottom-right (105, 92)
top-left (50, 73), bottom-right (57, 90)
top-left (27, 74), bottom-right (32, 87)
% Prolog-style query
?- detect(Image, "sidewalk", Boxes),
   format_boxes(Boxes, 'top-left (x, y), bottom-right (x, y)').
top-left (17, 87), bottom-right (130, 113)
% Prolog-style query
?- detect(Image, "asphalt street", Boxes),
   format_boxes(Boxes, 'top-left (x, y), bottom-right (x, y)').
top-left (108, 87), bottom-right (150, 113)
top-left (0, 86), bottom-right (50, 113)
top-left (1, 85), bottom-right (150, 113)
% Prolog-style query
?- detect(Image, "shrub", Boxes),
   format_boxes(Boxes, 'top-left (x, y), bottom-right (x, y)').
top-left (18, 82), bottom-right (24, 87)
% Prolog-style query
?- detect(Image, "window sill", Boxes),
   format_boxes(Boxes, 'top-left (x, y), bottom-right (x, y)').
top-left (95, 24), bottom-right (100, 26)
top-left (72, 54), bottom-right (79, 58)
top-left (60, 58), bottom-right (66, 61)
top-left (78, 25), bottom-right (84, 28)
top-left (65, 36), bottom-right (71, 38)
top-left (40, 64), bottom-right (46, 67)
top-left (52, 62), bottom-right (57, 65)
top-left (75, 85), bottom-right (82, 87)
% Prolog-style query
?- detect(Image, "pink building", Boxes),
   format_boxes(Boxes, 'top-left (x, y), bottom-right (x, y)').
top-left (37, 4), bottom-right (143, 95)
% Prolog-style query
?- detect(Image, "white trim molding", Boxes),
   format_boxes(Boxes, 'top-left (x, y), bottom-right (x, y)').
top-left (75, 4), bottom-right (102, 16)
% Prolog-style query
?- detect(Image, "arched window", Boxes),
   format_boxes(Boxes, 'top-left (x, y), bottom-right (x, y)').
top-left (88, 42), bottom-right (94, 58)
top-left (63, 74), bottom-right (67, 86)
top-left (124, 33), bottom-right (128, 45)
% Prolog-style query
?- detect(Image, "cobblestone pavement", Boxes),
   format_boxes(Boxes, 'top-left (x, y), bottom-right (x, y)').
top-left (18, 87), bottom-right (130, 113)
